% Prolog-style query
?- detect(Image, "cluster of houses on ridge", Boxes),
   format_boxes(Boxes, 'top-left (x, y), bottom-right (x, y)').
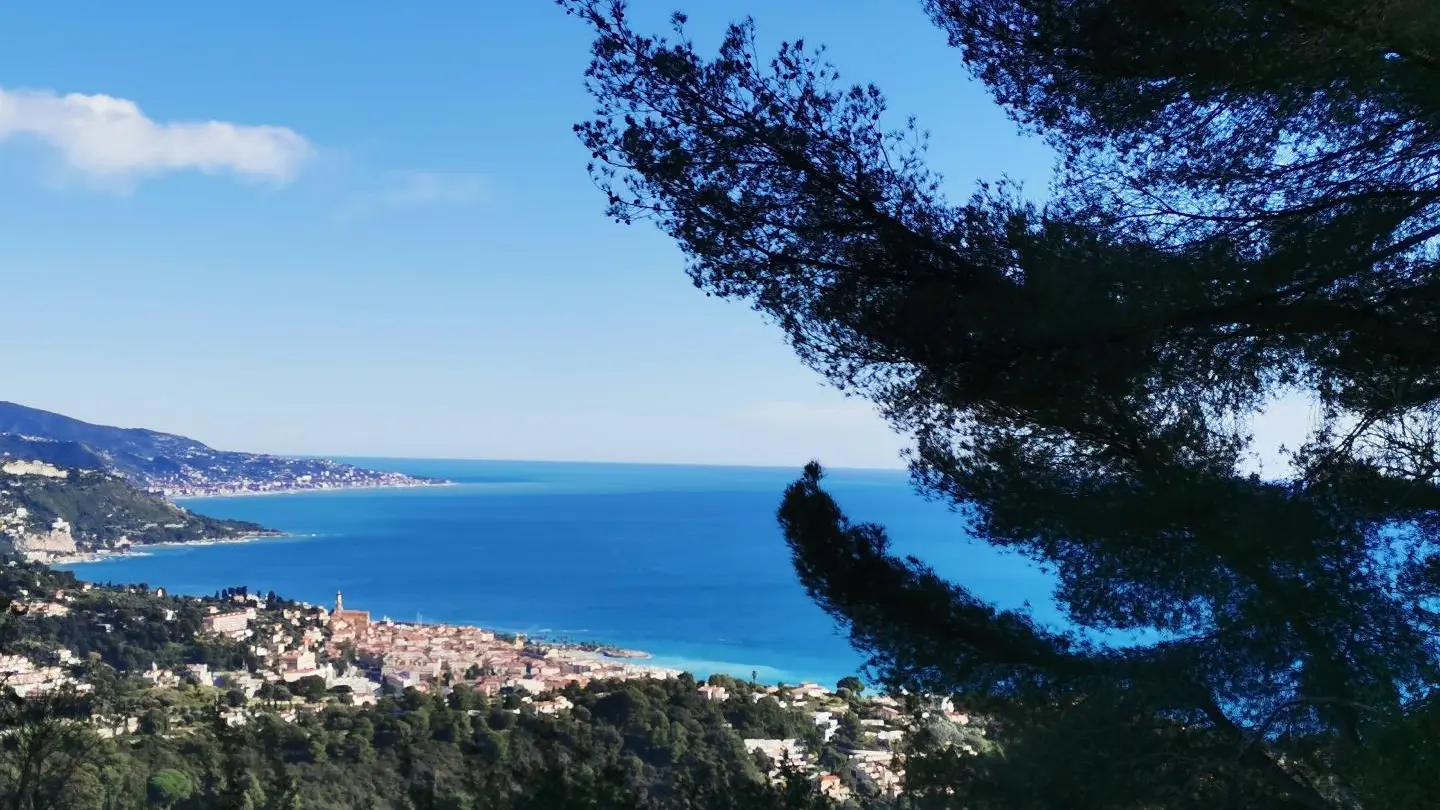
top-left (4, 581), bottom-right (979, 802)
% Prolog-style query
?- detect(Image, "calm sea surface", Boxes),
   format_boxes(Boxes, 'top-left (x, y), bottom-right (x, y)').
top-left (60, 459), bottom-right (1060, 685)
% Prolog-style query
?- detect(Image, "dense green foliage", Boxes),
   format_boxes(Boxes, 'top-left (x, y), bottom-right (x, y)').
top-left (0, 561), bottom-right (874, 809)
top-left (1, 565), bottom-right (257, 673)
top-left (147, 769), bottom-right (194, 807)
top-left (3, 673), bottom-right (839, 810)
top-left (566, 1), bottom-right (1440, 807)
top-left (0, 467), bottom-right (267, 551)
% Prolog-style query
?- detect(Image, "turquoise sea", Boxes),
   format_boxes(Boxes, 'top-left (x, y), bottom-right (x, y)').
top-left (60, 459), bottom-right (1060, 686)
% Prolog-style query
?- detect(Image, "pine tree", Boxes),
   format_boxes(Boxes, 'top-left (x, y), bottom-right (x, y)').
top-left (564, 1), bottom-right (1440, 806)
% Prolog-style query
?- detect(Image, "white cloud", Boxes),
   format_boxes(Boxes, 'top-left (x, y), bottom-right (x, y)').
top-left (337, 171), bottom-right (489, 219)
top-left (0, 87), bottom-right (311, 184)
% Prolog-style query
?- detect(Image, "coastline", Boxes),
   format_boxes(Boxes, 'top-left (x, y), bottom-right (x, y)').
top-left (564, 648), bottom-right (680, 680)
top-left (43, 461), bottom-right (871, 686)
top-left (371, 620), bottom-right (681, 681)
top-left (50, 548), bottom-right (837, 684)
top-left (171, 480), bottom-right (455, 501)
top-left (601, 648), bottom-right (652, 660)
top-left (48, 531), bottom-right (291, 567)
top-left (60, 479), bottom-right (455, 575)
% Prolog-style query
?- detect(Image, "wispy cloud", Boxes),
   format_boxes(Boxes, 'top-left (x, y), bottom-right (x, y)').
top-left (0, 87), bottom-right (311, 185)
top-left (737, 400), bottom-right (886, 430)
top-left (732, 399), bottom-right (906, 468)
top-left (336, 171), bottom-right (489, 220)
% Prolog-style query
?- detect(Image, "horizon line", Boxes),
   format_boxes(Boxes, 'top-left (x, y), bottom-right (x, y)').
top-left (292, 453), bottom-right (911, 474)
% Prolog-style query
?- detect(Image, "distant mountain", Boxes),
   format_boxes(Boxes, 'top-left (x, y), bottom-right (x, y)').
top-left (0, 459), bottom-right (270, 561)
top-left (0, 434), bottom-right (110, 470)
top-left (0, 401), bottom-right (443, 496)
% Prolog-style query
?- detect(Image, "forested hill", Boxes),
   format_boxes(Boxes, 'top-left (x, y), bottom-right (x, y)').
top-left (0, 461), bottom-right (268, 559)
top-left (0, 401), bottom-right (442, 495)
top-left (0, 561), bottom-right (883, 810)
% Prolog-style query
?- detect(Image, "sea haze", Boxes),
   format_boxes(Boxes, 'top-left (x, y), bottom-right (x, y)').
top-left (60, 459), bottom-right (1060, 685)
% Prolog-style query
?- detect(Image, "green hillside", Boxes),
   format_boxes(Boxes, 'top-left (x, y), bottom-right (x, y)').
top-left (0, 400), bottom-right (443, 494)
top-left (0, 463), bottom-right (269, 554)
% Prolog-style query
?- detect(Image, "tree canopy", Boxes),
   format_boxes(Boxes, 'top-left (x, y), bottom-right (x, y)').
top-left (566, 0), bottom-right (1440, 807)
top-left (147, 769), bottom-right (194, 808)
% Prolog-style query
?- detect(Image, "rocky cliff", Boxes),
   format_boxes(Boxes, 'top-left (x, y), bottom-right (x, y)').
top-left (8, 518), bottom-right (78, 558)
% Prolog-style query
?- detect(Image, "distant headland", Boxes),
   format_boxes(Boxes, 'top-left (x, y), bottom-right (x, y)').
top-left (0, 458), bottom-right (278, 564)
top-left (0, 400), bottom-right (451, 563)
top-left (0, 400), bottom-right (449, 498)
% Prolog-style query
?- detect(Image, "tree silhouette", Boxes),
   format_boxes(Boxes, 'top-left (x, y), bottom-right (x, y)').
top-left (566, 1), bottom-right (1440, 806)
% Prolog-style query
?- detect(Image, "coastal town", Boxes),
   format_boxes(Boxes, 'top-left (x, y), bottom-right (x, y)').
top-left (0, 456), bottom-right (444, 567)
top-left (0, 407), bottom-right (987, 805)
top-left (238, 589), bottom-right (932, 800)
top-left (156, 467), bottom-right (443, 498)
top-left (0, 0), bottom-right (1397, 799)
top-left (0, 563), bottom-right (976, 803)
top-left (0, 400), bottom-right (448, 501)
top-left (0, 439), bottom-right (973, 803)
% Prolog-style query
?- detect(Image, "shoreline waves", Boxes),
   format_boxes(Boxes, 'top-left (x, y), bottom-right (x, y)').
top-left (48, 532), bottom-right (294, 567)
top-left (600, 648), bottom-right (652, 660)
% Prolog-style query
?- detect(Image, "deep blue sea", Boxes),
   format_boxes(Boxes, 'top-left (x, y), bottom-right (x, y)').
top-left (60, 459), bottom-right (1061, 686)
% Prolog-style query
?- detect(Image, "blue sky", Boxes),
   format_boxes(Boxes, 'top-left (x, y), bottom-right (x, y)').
top-left (0, 0), bottom-right (1063, 467)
